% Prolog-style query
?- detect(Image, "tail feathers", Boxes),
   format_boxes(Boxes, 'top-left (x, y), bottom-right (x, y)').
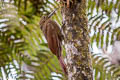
top-left (58, 56), bottom-right (68, 75)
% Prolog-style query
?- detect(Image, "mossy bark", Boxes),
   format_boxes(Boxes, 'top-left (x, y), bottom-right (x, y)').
top-left (61, 0), bottom-right (93, 80)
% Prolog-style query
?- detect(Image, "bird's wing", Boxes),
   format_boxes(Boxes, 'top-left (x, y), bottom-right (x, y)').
top-left (46, 22), bottom-right (61, 57)
top-left (48, 19), bottom-right (63, 42)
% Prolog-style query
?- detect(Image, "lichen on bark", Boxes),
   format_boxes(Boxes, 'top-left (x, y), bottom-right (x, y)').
top-left (61, 0), bottom-right (93, 80)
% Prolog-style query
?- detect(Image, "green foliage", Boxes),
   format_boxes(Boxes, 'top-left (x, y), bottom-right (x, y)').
top-left (0, 1), bottom-right (65, 80)
top-left (88, 0), bottom-right (120, 49)
top-left (0, 0), bottom-right (120, 80)
top-left (92, 54), bottom-right (120, 80)
top-left (88, 0), bottom-right (120, 79)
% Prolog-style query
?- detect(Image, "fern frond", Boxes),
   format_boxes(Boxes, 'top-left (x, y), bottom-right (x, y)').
top-left (92, 53), bottom-right (120, 80)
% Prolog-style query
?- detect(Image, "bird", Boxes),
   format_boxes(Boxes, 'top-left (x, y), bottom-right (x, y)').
top-left (39, 9), bottom-right (67, 75)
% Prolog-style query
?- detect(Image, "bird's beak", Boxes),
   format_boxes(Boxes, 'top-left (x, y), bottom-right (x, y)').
top-left (48, 8), bottom-right (58, 18)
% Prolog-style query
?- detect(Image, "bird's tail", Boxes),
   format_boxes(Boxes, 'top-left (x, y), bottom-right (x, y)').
top-left (58, 56), bottom-right (68, 75)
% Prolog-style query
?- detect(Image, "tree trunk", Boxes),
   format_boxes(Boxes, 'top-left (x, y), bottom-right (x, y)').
top-left (61, 0), bottom-right (93, 80)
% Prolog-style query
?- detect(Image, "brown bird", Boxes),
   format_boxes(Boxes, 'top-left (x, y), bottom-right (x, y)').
top-left (39, 9), bottom-right (67, 75)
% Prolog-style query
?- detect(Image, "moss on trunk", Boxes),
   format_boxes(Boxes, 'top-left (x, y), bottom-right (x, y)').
top-left (61, 0), bottom-right (93, 80)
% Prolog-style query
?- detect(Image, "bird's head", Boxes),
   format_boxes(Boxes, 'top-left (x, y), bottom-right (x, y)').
top-left (39, 16), bottom-right (47, 30)
top-left (40, 8), bottom-right (58, 30)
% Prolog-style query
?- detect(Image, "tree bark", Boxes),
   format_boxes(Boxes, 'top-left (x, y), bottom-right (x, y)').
top-left (61, 0), bottom-right (93, 80)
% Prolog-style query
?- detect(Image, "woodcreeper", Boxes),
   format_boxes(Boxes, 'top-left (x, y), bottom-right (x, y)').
top-left (39, 9), bottom-right (67, 75)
